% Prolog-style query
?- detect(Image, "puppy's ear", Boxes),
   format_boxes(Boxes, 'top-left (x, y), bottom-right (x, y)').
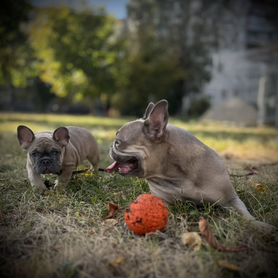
top-left (17, 125), bottom-right (35, 149)
top-left (53, 127), bottom-right (70, 146)
top-left (142, 102), bottom-right (155, 119)
top-left (144, 99), bottom-right (168, 140)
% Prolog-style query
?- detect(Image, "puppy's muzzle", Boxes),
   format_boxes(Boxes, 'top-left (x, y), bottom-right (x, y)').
top-left (106, 144), bottom-right (142, 175)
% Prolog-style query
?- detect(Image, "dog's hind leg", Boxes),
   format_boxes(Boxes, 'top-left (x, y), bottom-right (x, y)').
top-left (225, 197), bottom-right (276, 233)
top-left (227, 196), bottom-right (255, 220)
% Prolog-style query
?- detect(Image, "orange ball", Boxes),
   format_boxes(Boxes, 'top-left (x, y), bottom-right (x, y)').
top-left (125, 194), bottom-right (169, 236)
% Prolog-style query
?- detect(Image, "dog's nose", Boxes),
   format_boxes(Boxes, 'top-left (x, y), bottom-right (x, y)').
top-left (41, 158), bottom-right (51, 166)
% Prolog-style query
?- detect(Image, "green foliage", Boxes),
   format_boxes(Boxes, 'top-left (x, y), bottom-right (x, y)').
top-left (0, 0), bottom-right (215, 116)
top-left (0, 0), bottom-right (36, 89)
top-left (113, 31), bottom-right (185, 115)
top-left (113, 0), bottom-right (212, 116)
top-left (30, 7), bottom-right (123, 108)
top-left (186, 96), bottom-right (211, 118)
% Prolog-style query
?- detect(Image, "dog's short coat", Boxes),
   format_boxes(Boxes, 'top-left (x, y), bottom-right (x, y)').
top-left (17, 125), bottom-right (99, 191)
top-left (108, 100), bottom-right (275, 231)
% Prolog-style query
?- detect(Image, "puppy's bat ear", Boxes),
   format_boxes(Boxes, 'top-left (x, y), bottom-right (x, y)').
top-left (17, 125), bottom-right (35, 149)
top-left (144, 99), bottom-right (168, 140)
top-left (53, 127), bottom-right (70, 146)
top-left (142, 102), bottom-right (155, 119)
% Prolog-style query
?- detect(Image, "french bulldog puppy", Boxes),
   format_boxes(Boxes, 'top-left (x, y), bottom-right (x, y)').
top-left (17, 125), bottom-right (99, 191)
top-left (108, 100), bottom-right (274, 230)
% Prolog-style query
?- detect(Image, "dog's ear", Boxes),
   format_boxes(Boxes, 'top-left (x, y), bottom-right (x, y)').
top-left (144, 99), bottom-right (168, 140)
top-left (17, 125), bottom-right (35, 149)
top-left (53, 127), bottom-right (70, 146)
top-left (142, 102), bottom-right (155, 119)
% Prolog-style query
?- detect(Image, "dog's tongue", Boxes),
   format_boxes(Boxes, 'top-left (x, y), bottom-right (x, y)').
top-left (106, 161), bottom-right (135, 174)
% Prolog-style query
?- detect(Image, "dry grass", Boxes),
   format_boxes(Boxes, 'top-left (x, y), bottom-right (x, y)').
top-left (0, 113), bottom-right (277, 278)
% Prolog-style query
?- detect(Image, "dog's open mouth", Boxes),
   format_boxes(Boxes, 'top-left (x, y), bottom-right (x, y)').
top-left (106, 157), bottom-right (139, 175)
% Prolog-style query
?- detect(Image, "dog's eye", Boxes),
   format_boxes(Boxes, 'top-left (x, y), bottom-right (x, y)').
top-left (31, 151), bottom-right (39, 156)
top-left (51, 150), bottom-right (60, 155)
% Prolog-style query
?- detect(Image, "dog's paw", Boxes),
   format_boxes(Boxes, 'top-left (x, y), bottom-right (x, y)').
top-left (31, 183), bottom-right (48, 194)
top-left (54, 180), bottom-right (66, 193)
top-left (250, 220), bottom-right (277, 235)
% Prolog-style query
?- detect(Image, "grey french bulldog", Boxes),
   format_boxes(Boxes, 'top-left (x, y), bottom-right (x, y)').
top-left (107, 99), bottom-right (275, 231)
top-left (17, 125), bottom-right (99, 191)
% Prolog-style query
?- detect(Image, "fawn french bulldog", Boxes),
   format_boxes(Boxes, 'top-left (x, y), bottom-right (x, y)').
top-left (107, 100), bottom-right (275, 231)
top-left (17, 125), bottom-right (99, 191)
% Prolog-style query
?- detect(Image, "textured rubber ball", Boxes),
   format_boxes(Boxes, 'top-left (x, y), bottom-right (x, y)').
top-left (125, 194), bottom-right (169, 236)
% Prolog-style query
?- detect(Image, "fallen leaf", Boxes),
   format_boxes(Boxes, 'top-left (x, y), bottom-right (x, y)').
top-left (217, 260), bottom-right (240, 272)
top-left (102, 218), bottom-right (118, 227)
top-left (199, 217), bottom-right (248, 253)
top-left (105, 203), bottom-right (119, 219)
top-left (110, 256), bottom-right (125, 267)
top-left (181, 232), bottom-right (202, 251)
top-left (255, 183), bottom-right (268, 193)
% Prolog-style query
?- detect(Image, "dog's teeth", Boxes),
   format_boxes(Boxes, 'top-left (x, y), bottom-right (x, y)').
top-left (106, 161), bottom-right (119, 173)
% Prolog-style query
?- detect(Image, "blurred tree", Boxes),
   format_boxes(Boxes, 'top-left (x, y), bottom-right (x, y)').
top-left (118, 0), bottom-right (213, 116)
top-left (30, 7), bottom-right (123, 112)
top-left (113, 27), bottom-right (185, 115)
top-left (0, 0), bottom-right (35, 110)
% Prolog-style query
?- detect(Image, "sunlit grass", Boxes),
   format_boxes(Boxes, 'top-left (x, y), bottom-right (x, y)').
top-left (0, 112), bottom-right (128, 128)
top-left (1, 112), bottom-right (276, 162)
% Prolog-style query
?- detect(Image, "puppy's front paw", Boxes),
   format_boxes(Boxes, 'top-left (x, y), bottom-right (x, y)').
top-left (54, 180), bottom-right (66, 192)
top-left (31, 183), bottom-right (48, 194)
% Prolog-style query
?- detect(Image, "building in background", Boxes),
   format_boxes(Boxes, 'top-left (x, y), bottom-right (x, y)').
top-left (126, 0), bottom-right (277, 125)
top-left (203, 0), bottom-right (277, 126)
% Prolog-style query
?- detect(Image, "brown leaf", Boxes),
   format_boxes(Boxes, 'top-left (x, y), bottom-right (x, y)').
top-left (110, 256), bottom-right (125, 267)
top-left (102, 219), bottom-right (119, 228)
top-left (181, 232), bottom-right (202, 251)
top-left (199, 217), bottom-right (248, 253)
top-left (254, 183), bottom-right (268, 193)
top-left (218, 260), bottom-right (240, 272)
top-left (105, 203), bottom-right (119, 219)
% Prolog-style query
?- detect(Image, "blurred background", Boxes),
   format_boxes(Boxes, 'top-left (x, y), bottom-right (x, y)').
top-left (0, 0), bottom-right (277, 126)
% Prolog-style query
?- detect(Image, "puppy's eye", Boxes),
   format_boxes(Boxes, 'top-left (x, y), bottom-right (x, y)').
top-left (51, 150), bottom-right (60, 155)
top-left (31, 151), bottom-right (39, 156)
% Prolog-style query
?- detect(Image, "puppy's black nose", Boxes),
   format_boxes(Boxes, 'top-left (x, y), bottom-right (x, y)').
top-left (41, 158), bottom-right (51, 166)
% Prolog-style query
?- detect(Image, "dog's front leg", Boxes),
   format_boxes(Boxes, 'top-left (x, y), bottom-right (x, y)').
top-left (54, 166), bottom-right (75, 191)
top-left (27, 163), bottom-right (47, 192)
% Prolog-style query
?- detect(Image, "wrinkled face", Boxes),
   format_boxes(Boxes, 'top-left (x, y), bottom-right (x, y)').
top-left (108, 100), bottom-right (169, 177)
top-left (28, 137), bottom-right (63, 175)
top-left (17, 125), bottom-right (70, 176)
top-left (109, 120), bottom-right (150, 177)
